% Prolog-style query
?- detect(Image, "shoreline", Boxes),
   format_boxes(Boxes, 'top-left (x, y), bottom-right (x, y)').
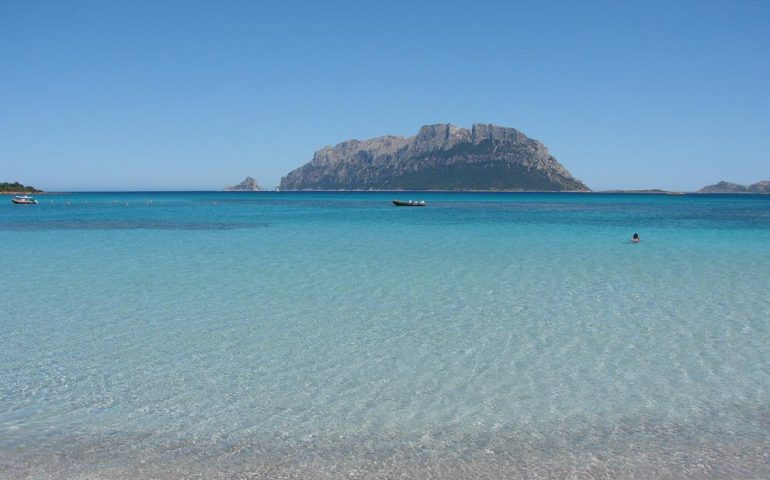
top-left (3, 422), bottom-right (767, 479)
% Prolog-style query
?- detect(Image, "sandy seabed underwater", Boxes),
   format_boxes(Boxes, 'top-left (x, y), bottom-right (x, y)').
top-left (1, 192), bottom-right (768, 479)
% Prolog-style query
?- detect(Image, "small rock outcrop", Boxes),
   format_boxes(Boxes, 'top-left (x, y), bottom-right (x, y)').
top-left (280, 124), bottom-right (589, 191)
top-left (225, 177), bottom-right (261, 191)
top-left (697, 180), bottom-right (770, 193)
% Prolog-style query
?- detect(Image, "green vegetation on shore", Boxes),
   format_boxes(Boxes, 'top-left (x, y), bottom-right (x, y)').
top-left (0, 182), bottom-right (42, 193)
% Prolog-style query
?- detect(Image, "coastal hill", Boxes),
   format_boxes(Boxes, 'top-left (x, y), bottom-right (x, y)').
top-left (1, 182), bottom-right (42, 194)
top-left (280, 124), bottom-right (589, 191)
top-left (224, 176), bottom-right (261, 191)
top-left (698, 180), bottom-right (770, 193)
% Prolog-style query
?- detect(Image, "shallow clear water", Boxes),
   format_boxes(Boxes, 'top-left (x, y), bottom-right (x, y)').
top-left (1, 192), bottom-right (768, 479)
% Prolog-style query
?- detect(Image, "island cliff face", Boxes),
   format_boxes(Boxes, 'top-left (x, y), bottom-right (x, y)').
top-left (280, 124), bottom-right (589, 191)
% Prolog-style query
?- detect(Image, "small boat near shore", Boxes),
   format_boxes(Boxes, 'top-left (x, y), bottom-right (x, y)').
top-left (392, 200), bottom-right (426, 207)
top-left (11, 195), bottom-right (38, 205)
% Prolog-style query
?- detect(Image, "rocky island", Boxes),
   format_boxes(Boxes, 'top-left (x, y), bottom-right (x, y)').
top-left (280, 124), bottom-right (589, 191)
top-left (697, 180), bottom-right (770, 193)
top-left (224, 176), bottom-right (261, 191)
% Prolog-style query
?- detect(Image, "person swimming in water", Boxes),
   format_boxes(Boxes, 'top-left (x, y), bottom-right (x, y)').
top-left (632, 233), bottom-right (640, 243)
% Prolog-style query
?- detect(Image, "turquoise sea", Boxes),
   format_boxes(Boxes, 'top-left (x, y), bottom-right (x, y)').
top-left (1, 192), bottom-right (769, 479)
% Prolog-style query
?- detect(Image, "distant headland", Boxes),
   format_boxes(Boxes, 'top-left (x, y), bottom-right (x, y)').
top-left (279, 123), bottom-right (589, 192)
top-left (0, 182), bottom-right (42, 194)
top-left (697, 180), bottom-right (770, 193)
top-left (600, 189), bottom-right (687, 195)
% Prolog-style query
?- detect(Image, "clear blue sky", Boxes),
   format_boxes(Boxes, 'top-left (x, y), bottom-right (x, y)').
top-left (2, 0), bottom-right (769, 191)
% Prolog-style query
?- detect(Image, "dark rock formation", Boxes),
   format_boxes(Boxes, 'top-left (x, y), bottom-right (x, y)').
top-left (280, 124), bottom-right (589, 191)
top-left (698, 180), bottom-right (770, 193)
top-left (225, 177), bottom-right (261, 191)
